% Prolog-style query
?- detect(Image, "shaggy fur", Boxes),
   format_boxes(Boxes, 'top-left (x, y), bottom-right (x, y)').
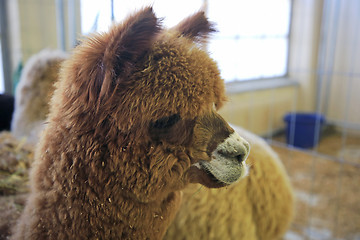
top-left (0, 125), bottom-right (293, 240)
top-left (11, 8), bottom-right (250, 239)
top-left (11, 49), bottom-right (68, 144)
top-left (165, 125), bottom-right (294, 240)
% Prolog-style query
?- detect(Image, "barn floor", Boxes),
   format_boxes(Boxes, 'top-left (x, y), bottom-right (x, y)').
top-left (270, 131), bottom-right (360, 240)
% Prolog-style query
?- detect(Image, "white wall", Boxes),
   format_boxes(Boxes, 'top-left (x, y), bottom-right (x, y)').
top-left (318, 0), bottom-right (360, 130)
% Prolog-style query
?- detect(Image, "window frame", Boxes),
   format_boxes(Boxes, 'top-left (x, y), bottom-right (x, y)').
top-left (0, 0), bottom-right (12, 94)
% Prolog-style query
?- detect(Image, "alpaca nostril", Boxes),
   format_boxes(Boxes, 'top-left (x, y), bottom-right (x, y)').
top-left (215, 131), bottom-right (250, 163)
top-left (235, 154), bottom-right (246, 163)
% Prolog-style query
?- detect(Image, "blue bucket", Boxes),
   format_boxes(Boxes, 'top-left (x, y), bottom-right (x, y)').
top-left (284, 113), bottom-right (325, 148)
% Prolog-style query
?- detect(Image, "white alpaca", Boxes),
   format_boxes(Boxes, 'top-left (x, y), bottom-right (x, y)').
top-left (11, 49), bottom-right (68, 144)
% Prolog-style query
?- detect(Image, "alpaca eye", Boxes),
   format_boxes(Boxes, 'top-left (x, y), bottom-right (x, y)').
top-left (151, 114), bottom-right (181, 129)
top-left (149, 114), bottom-right (182, 143)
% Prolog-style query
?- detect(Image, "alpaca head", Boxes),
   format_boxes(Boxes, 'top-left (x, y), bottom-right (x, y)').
top-left (56, 7), bottom-right (250, 202)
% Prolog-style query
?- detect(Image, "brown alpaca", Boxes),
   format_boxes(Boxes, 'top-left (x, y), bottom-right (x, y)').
top-left (11, 8), bottom-right (250, 239)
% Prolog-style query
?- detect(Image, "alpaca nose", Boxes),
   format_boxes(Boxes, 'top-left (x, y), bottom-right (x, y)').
top-left (216, 132), bottom-right (250, 163)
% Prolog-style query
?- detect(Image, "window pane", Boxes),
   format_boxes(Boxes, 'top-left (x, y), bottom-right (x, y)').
top-left (114, 0), bottom-right (203, 27)
top-left (81, 0), bottom-right (112, 34)
top-left (0, 41), bottom-right (4, 93)
top-left (209, 37), bottom-right (288, 81)
top-left (209, 38), bottom-right (240, 80)
top-left (207, 0), bottom-right (291, 82)
top-left (208, 0), bottom-right (291, 37)
top-left (81, 0), bottom-right (204, 34)
top-left (259, 38), bottom-right (288, 77)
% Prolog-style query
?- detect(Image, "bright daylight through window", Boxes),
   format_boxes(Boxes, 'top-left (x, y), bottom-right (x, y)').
top-left (80, 0), bottom-right (291, 83)
top-left (0, 42), bottom-right (4, 93)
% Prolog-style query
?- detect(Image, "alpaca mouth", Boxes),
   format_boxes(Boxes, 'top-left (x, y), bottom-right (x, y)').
top-left (198, 161), bottom-right (228, 187)
top-left (189, 154), bottom-right (249, 188)
top-left (187, 163), bottom-right (229, 188)
top-left (197, 156), bottom-right (248, 185)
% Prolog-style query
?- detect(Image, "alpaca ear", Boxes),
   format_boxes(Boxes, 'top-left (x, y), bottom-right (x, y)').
top-left (98, 7), bottom-right (161, 100)
top-left (172, 11), bottom-right (216, 42)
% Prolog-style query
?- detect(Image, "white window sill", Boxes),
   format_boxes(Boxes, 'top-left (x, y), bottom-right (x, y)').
top-left (225, 77), bottom-right (299, 94)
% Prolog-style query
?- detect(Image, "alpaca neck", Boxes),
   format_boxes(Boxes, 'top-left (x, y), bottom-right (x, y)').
top-left (97, 191), bottom-right (182, 239)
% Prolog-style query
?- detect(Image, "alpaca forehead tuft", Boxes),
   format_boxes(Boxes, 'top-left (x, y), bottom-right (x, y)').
top-left (131, 37), bottom-right (226, 119)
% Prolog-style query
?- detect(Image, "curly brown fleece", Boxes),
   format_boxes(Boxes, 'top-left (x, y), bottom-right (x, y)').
top-left (11, 7), bottom-right (233, 240)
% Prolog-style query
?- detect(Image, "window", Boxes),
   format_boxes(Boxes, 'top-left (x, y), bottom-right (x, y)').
top-left (207, 0), bottom-right (291, 82)
top-left (80, 0), bottom-right (291, 83)
top-left (80, 0), bottom-right (203, 34)
top-left (0, 41), bottom-right (4, 94)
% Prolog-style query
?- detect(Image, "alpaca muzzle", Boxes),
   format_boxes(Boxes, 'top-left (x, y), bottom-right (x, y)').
top-left (191, 131), bottom-right (250, 188)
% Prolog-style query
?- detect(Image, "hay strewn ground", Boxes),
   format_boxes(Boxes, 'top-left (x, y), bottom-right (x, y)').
top-left (0, 131), bottom-right (33, 195)
top-left (0, 132), bottom-right (33, 239)
top-left (272, 132), bottom-right (360, 240)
